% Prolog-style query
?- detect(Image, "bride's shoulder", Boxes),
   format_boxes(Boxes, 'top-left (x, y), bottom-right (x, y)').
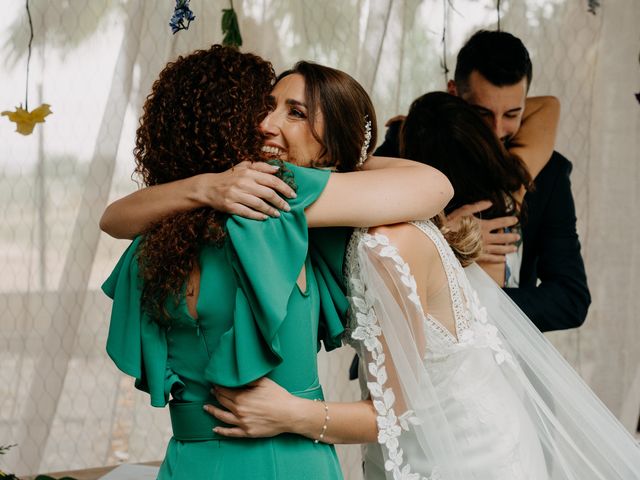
top-left (368, 223), bottom-right (439, 264)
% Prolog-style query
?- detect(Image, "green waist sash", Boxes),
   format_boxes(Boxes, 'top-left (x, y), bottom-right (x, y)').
top-left (169, 385), bottom-right (325, 441)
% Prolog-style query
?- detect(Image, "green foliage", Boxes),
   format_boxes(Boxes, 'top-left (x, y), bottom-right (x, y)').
top-left (0, 445), bottom-right (77, 479)
top-left (221, 7), bottom-right (242, 47)
top-left (0, 472), bottom-right (19, 479)
top-left (0, 445), bottom-right (17, 479)
top-left (0, 445), bottom-right (16, 456)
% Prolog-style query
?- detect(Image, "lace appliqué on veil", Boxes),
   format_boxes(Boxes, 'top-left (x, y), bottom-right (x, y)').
top-left (348, 231), bottom-right (439, 480)
top-left (346, 223), bottom-right (519, 479)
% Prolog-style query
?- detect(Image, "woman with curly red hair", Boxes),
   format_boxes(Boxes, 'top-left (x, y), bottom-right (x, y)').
top-left (102, 46), bottom-right (452, 479)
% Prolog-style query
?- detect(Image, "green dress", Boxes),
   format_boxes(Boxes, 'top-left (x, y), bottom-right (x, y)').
top-left (102, 164), bottom-right (351, 480)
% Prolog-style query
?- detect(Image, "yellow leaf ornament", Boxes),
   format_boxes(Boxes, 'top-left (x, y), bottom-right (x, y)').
top-left (2, 103), bottom-right (52, 135)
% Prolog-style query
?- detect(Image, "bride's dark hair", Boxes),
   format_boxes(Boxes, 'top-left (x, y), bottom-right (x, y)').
top-left (134, 45), bottom-right (275, 322)
top-left (401, 92), bottom-right (532, 266)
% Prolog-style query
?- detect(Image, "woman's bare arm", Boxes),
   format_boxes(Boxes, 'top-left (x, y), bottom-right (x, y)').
top-left (448, 96), bottom-right (559, 257)
top-left (101, 157), bottom-right (452, 238)
top-left (305, 157), bottom-right (454, 228)
top-left (206, 224), bottom-right (443, 445)
top-left (207, 377), bottom-right (378, 444)
top-left (100, 161), bottom-right (296, 239)
top-left (510, 96), bottom-right (560, 180)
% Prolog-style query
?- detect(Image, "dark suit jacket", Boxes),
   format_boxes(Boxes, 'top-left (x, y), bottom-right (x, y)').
top-left (504, 152), bottom-right (590, 330)
top-left (374, 122), bottom-right (591, 332)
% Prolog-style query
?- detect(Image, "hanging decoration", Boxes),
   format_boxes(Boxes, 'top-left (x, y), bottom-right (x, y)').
top-left (587, 0), bottom-right (601, 14)
top-left (2, 104), bottom-right (52, 136)
top-left (169, 0), bottom-right (196, 34)
top-left (222, 0), bottom-right (243, 47)
top-left (634, 49), bottom-right (640, 104)
top-left (168, 0), bottom-right (242, 47)
top-left (2, 0), bottom-right (52, 136)
top-left (0, 443), bottom-right (18, 479)
top-left (496, 0), bottom-right (501, 30)
top-left (440, 0), bottom-right (450, 84)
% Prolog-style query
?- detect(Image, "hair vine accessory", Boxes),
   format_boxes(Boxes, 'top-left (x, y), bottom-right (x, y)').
top-left (313, 398), bottom-right (330, 443)
top-left (357, 115), bottom-right (372, 167)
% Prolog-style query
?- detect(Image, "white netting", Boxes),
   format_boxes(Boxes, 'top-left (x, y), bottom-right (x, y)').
top-left (1, 1), bottom-right (638, 478)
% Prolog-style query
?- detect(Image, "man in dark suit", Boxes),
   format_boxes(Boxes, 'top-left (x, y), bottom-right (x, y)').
top-left (351, 30), bottom-right (590, 380)
top-left (379, 30), bottom-right (590, 332)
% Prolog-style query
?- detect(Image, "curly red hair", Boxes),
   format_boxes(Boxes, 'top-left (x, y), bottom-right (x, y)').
top-left (134, 45), bottom-right (275, 322)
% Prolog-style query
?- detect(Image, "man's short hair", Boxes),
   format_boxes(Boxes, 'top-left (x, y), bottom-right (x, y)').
top-left (454, 30), bottom-right (532, 94)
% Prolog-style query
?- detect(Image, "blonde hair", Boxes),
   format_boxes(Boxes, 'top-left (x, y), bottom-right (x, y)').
top-left (431, 214), bottom-right (483, 267)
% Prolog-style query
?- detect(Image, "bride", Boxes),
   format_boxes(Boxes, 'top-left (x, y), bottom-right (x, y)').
top-left (344, 93), bottom-right (640, 479)
top-left (205, 92), bottom-right (640, 479)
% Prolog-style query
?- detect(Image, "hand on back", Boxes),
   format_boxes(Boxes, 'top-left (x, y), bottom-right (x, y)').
top-left (197, 160), bottom-right (297, 220)
top-left (446, 200), bottom-right (519, 264)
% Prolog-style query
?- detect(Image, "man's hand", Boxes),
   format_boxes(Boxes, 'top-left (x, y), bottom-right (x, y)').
top-left (446, 200), bottom-right (519, 264)
top-left (194, 161), bottom-right (297, 220)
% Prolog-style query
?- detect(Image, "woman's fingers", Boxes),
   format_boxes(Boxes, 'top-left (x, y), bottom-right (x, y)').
top-left (235, 192), bottom-right (282, 218)
top-left (212, 386), bottom-right (238, 406)
top-left (248, 163), bottom-right (297, 199)
top-left (200, 161), bottom-right (296, 218)
top-left (242, 184), bottom-right (293, 213)
top-left (245, 160), bottom-right (279, 173)
top-left (213, 426), bottom-right (248, 438)
top-left (227, 204), bottom-right (269, 221)
top-left (251, 182), bottom-right (293, 210)
top-left (228, 172), bottom-right (294, 215)
top-left (206, 379), bottom-right (292, 438)
top-left (204, 404), bottom-right (240, 425)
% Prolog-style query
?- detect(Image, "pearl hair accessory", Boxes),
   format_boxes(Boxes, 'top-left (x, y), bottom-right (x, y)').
top-left (357, 115), bottom-right (373, 167)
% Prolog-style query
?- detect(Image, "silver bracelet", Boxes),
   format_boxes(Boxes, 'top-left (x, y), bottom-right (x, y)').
top-left (313, 399), bottom-right (330, 443)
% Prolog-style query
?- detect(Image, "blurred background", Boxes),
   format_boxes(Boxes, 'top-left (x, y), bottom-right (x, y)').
top-left (1, 1), bottom-right (638, 478)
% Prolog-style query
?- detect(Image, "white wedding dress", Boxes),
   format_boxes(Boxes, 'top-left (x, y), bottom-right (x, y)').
top-left (345, 220), bottom-right (640, 480)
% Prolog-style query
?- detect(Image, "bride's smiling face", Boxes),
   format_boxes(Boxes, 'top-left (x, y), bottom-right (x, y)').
top-left (259, 74), bottom-right (325, 167)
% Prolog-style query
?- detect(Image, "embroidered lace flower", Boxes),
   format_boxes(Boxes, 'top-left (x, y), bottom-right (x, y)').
top-left (467, 290), bottom-right (515, 366)
top-left (349, 232), bottom-right (433, 480)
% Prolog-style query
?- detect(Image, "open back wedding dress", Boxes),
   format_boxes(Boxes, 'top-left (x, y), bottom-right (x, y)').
top-left (345, 220), bottom-right (640, 480)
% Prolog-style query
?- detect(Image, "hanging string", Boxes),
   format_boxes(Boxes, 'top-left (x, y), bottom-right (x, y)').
top-left (1, 0), bottom-right (51, 135)
top-left (496, 0), bottom-right (501, 31)
top-left (25, 0), bottom-right (34, 110)
top-left (441, 0), bottom-right (450, 85)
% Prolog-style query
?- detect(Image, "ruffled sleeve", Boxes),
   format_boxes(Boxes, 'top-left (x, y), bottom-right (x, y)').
top-left (204, 163), bottom-right (331, 387)
top-left (309, 227), bottom-right (351, 351)
top-left (102, 237), bottom-right (183, 407)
